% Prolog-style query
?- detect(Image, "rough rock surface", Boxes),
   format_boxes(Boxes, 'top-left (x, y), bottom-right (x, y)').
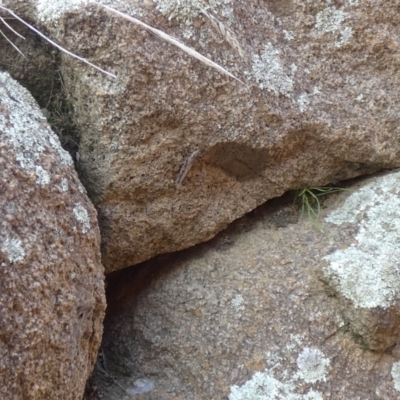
top-left (0, 5), bottom-right (58, 110)
top-left (0, 72), bottom-right (106, 400)
top-left (6, 0), bottom-right (400, 272)
top-left (92, 170), bottom-right (400, 399)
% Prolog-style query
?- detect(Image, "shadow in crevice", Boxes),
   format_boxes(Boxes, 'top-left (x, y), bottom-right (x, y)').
top-left (104, 189), bottom-right (299, 321)
top-left (103, 169), bottom-right (389, 322)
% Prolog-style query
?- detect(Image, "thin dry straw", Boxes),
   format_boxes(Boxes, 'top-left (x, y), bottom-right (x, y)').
top-left (0, 27), bottom-right (26, 58)
top-left (0, 4), bottom-right (247, 86)
top-left (0, 13), bottom-right (27, 57)
top-left (0, 15), bottom-right (25, 40)
top-left (201, 9), bottom-right (245, 59)
top-left (100, 4), bottom-right (247, 87)
top-left (0, 5), bottom-right (117, 78)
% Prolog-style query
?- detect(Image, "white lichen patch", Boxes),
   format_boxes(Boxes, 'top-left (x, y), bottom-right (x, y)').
top-left (335, 26), bottom-right (353, 48)
top-left (0, 72), bottom-right (73, 185)
top-left (229, 370), bottom-right (296, 400)
top-left (283, 30), bottom-right (294, 41)
top-left (265, 351), bottom-right (283, 368)
top-left (230, 347), bottom-right (328, 400)
top-left (286, 334), bottom-right (304, 351)
top-left (314, 7), bottom-right (346, 33)
top-left (35, 165), bottom-right (51, 187)
top-left (313, 6), bottom-right (352, 48)
top-left (229, 369), bottom-right (323, 400)
top-left (295, 348), bottom-right (330, 384)
top-left (297, 94), bottom-right (311, 112)
top-left (303, 391), bottom-right (323, 400)
top-left (1, 237), bottom-right (26, 263)
top-left (57, 178), bottom-right (69, 193)
top-left (153, 0), bottom-right (235, 39)
top-left (77, 183), bottom-right (86, 194)
top-left (250, 43), bottom-right (294, 95)
top-left (231, 294), bottom-right (245, 311)
top-left (38, 0), bottom-right (233, 25)
top-left (323, 172), bottom-right (400, 309)
top-left (36, 0), bottom-right (127, 22)
top-left (73, 204), bottom-right (91, 233)
top-left (48, 136), bottom-right (74, 166)
top-left (391, 361), bottom-right (400, 392)
top-left (153, 0), bottom-right (233, 24)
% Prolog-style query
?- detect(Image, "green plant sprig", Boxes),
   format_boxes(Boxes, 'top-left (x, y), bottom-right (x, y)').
top-left (296, 186), bottom-right (345, 219)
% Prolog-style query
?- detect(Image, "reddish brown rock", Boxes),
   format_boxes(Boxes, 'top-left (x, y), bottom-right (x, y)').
top-left (0, 71), bottom-right (106, 400)
top-left (4, 1), bottom-right (400, 272)
top-left (90, 171), bottom-right (400, 399)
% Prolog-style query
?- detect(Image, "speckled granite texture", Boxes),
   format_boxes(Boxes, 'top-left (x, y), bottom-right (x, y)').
top-left (3, 1), bottom-right (400, 273)
top-left (0, 72), bottom-right (106, 400)
top-left (92, 171), bottom-right (400, 399)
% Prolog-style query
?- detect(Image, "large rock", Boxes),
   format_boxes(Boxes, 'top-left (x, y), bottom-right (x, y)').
top-left (5, 0), bottom-right (400, 271)
top-left (91, 170), bottom-right (400, 399)
top-left (0, 71), bottom-right (106, 399)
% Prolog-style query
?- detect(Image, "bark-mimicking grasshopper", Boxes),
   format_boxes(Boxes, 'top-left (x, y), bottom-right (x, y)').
top-left (175, 150), bottom-right (202, 189)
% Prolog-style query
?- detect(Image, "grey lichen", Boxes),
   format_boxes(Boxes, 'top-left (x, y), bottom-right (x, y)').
top-left (1, 237), bottom-right (26, 263)
top-left (229, 367), bottom-right (324, 400)
top-left (35, 165), bottom-right (51, 187)
top-left (391, 361), bottom-right (400, 392)
top-left (313, 6), bottom-right (353, 48)
top-left (323, 172), bottom-right (400, 309)
top-left (314, 7), bottom-right (346, 34)
top-left (57, 178), bottom-right (69, 193)
top-left (73, 203), bottom-right (91, 234)
top-left (229, 370), bottom-right (297, 400)
top-left (153, 0), bottom-right (233, 24)
top-left (229, 347), bottom-right (328, 399)
top-left (250, 43), bottom-right (294, 95)
top-left (0, 71), bottom-right (73, 186)
top-left (295, 348), bottom-right (330, 384)
top-left (36, 0), bottom-right (125, 22)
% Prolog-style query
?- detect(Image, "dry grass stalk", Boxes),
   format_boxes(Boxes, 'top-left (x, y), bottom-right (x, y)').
top-left (100, 4), bottom-right (247, 87)
top-left (0, 26), bottom-right (26, 58)
top-left (0, 15), bottom-right (25, 40)
top-left (0, 4), bottom-right (246, 86)
top-left (0, 5), bottom-right (116, 78)
top-left (0, 14), bottom-right (26, 57)
top-left (201, 9), bottom-right (245, 59)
